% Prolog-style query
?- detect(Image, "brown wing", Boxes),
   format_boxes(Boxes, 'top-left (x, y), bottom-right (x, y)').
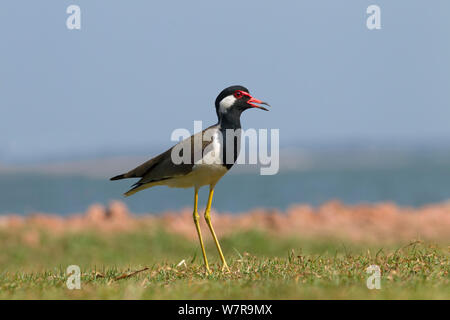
top-left (110, 125), bottom-right (217, 186)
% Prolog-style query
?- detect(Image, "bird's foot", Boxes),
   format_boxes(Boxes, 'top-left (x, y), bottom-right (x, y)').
top-left (205, 266), bottom-right (212, 275)
top-left (221, 264), bottom-right (230, 273)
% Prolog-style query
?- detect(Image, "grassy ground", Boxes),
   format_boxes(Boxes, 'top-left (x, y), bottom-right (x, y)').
top-left (0, 229), bottom-right (448, 299)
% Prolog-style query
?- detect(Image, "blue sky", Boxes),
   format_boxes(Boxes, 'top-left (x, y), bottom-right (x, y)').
top-left (1, 0), bottom-right (449, 163)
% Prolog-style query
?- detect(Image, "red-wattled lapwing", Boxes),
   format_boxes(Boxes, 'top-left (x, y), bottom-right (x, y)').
top-left (110, 85), bottom-right (270, 273)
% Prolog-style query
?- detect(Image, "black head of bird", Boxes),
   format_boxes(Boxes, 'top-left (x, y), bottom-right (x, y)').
top-left (214, 85), bottom-right (270, 126)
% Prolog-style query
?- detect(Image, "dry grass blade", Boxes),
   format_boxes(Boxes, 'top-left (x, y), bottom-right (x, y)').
top-left (114, 267), bottom-right (149, 281)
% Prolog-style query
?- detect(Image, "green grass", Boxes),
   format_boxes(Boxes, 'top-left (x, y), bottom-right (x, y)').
top-left (0, 229), bottom-right (448, 299)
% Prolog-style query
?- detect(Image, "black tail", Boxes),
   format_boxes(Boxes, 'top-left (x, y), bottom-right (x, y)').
top-left (110, 174), bottom-right (126, 181)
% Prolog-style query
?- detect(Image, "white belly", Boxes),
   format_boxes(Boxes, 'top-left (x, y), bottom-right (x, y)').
top-left (164, 164), bottom-right (228, 189)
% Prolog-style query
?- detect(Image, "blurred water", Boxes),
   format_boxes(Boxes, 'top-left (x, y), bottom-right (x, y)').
top-left (1, 164), bottom-right (450, 215)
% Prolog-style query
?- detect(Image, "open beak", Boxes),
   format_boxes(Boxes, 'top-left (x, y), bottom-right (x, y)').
top-left (247, 96), bottom-right (271, 111)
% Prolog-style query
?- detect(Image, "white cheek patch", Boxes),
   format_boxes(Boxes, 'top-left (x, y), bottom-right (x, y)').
top-left (219, 95), bottom-right (236, 114)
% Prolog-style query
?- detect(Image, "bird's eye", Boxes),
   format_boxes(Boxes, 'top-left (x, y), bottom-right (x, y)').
top-left (234, 91), bottom-right (243, 98)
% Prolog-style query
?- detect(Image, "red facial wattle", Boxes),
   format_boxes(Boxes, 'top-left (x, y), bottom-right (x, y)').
top-left (233, 90), bottom-right (270, 111)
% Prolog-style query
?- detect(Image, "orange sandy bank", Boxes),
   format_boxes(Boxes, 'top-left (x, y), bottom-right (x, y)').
top-left (1, 201), bottom-right (449, 244)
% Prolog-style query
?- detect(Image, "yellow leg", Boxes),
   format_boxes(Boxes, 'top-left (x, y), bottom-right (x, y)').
top-left (193, 188), bottom-right (210, 274)
top-left (204, 186), bottom-right (229, 272)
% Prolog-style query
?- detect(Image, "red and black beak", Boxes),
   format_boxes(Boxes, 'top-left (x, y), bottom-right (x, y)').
top-left (239, 91), bottom-right (270, 111)
top-left (247, 96), bottom-right (270, 111)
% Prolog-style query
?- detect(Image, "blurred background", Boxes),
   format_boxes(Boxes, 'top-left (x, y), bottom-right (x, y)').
top-left (1, 0), bottom-right (449, 215)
